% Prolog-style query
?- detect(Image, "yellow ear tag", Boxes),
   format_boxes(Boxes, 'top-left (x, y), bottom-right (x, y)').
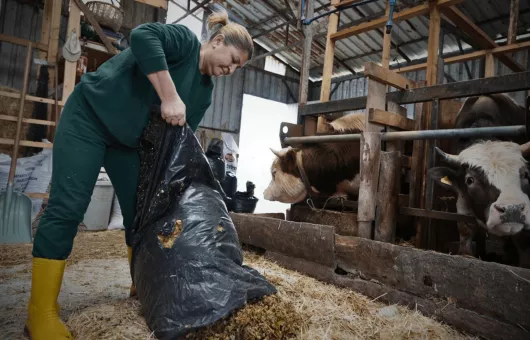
top-left (441, 176), bottom-right (452, 185)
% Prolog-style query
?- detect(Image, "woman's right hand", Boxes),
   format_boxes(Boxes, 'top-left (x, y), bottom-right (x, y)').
top-left (161, 96), bottom-right (186, 126)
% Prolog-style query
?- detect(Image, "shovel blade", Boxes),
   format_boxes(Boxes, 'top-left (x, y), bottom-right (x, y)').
top-left (0, 185), bottom-right (33, 244)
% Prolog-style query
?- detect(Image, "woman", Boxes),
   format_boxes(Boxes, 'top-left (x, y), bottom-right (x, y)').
top-left (24, 11), bottom-right (253, 339)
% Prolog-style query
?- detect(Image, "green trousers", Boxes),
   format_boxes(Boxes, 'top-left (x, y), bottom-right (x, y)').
top-left (32, 89), bottom-right (140, 260)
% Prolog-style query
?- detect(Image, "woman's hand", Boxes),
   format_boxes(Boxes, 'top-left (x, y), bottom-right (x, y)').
top-left (147, 70), bottom-right (187, 126)
top-left (161, 96), bottom-right (186, 126)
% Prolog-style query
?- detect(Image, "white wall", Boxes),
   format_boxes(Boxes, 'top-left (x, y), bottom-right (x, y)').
top-left (237, 94), bottom-right (298, 214)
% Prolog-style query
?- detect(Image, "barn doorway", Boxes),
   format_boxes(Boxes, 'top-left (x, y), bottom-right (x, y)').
top-left (237, 94), bottom-right (298, 214)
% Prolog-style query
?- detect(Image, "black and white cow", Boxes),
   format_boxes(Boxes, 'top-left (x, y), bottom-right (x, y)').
top-left (428, 93), bottom-right (530, 268)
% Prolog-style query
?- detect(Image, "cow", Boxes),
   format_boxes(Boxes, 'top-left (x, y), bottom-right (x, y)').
top-left (427, 93), bottom-right (530, 268)
top-left (263, 113), bottom-right (365, 204)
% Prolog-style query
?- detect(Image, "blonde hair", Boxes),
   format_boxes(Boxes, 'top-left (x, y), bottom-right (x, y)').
top-left (206, 10), bottom-right (254, 61)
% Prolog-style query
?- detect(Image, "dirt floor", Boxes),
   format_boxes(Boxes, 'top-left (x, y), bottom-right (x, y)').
top-left (0, 230), bottom-right (478, 340)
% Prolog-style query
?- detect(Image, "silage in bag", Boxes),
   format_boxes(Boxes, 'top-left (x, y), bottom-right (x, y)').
top-left (129, 106), bottom-right (277, 339)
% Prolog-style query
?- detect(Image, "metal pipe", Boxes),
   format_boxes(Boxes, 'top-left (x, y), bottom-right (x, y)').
top-left (302, 0), bottom-right (379, 25)
top-left (283, 125), bottom-right (526, 144)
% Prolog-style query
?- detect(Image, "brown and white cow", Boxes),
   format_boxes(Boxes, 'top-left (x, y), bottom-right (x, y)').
top-left (428, 93), bottom-right (530, 268)
top-left (263, 113), bottom-right (365, 203)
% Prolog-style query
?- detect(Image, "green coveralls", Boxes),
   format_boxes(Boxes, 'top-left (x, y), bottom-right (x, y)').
top-left (33, 23), bottom-right (214, 260)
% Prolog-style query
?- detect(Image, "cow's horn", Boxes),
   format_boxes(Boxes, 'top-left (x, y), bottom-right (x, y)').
top-left (435, 147), bottom-right (461, 167)
top-left (520, 141), bottom-right (530, 158)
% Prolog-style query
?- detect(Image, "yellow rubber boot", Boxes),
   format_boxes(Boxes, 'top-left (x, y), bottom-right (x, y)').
top-left (24, 258), bottom-right (73, 340)
top-left (127, 246), bottom-right (137, 297)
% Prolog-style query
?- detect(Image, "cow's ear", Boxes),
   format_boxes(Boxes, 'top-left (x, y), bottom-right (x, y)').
top-left (428, 167), bottom-right (458, 192)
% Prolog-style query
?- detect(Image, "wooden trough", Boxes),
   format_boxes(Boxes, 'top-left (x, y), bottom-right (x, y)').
top-left (230, 213), bottom-right (530, 340)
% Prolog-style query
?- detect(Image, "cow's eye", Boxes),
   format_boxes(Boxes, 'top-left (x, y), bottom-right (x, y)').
top-left (466, 177), bottom-right (474, 186)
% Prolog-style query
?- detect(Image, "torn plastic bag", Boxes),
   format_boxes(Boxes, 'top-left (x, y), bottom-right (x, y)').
top-left (129, 106), bottom-right (276, 339)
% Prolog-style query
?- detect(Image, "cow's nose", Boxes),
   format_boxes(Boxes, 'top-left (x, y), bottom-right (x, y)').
top-left (494, 204), bottom-right (505, 213)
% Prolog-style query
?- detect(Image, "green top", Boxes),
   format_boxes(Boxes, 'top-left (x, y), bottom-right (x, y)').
top-left (75, 22), bottom-right (214, 148)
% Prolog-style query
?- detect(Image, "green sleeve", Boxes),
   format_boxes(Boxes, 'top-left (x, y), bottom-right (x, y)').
top-left (129, 22), bottom-right (197, 75)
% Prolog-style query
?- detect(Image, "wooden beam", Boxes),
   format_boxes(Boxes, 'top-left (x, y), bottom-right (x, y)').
top-left (396, 41), bottom-right (530, 74)
top-left (289, 205), bottom-right (358, 236)
top-left (485, 53), bottom-right (495, 77)
top-left (230, 213), bottom-right (336, 267)
top-left (400, 207), bottom-right (476, 223)
top-left (0, 115), bottom-right (56, 126)
top-left (298, 0), bottom-right (316, 135)
top-left (62, 0), bottom-right (81, 102)
top-left (71, 0), bottom-right (116, 54)
top-left (375, 151), bottom-right (400, 242)
top-left (357, 132), bottom-right (381, 238)
top-left (0, 90), bottom-right (65, 106)
top-left (0, 138), bottom-right (53, 149)
top-left (381, 0), bottom-right (392, 69)
top-left (441, 6), bottom-right (524, 72)
top-left (0, 34), bottom-right (48, 51)
top-left (319, 12), bottom-right (339, 102)
top-left (134, 0), bottom-right (167, 10)
top-left (364, 62), bottom-right (416, 90)
top-left (331, 0), bottom-right (464, 41)
top-left (507, 0), bottom-right (520, 45)
top-left (368, 108), bottom-right (415, 130)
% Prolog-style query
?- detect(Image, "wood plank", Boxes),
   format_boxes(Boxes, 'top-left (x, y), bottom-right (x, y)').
top-left (357, 132), bottom-right (381, 238)
top-left (319, 12), bottom-right (339, 102)
top-left (401, 155), bottom-right (411, 168)
top-left (263, 246), bottom-right (529, 340)
top-left (335, 234), bottom-right (530, 330)
top-left (381, 0), bottom-right (392, 69)
top-left (441, 6), bottom-right (524, 72)
top-left (492, 40), bottom-right (530, 56)
top-left (27, 193), bottom-right (50, 199)
top-left (298, 0), bottom-right (315, 135)
top-left (230, 213), bottom-right (336, 267)
top-left (364, 62), bottom-right (416, 90)
top-left (508, 0), bottom-right (520, 45)
top-left (300, 71), bottom-right (530, 116)
top-left (401, 207), bottom-right (476, 223)
top-left (134, 0), bottom-right (168, 10)
top-left (62, 0), bottom-right (81, 102)
top-left (368, 108), bottom-right (415, 130)
top-left (39, 0), bottom-right (52, 61)
top-left (375, 151), bottom-right (400, 242)
top-left (0, 115), bottom-right (56, 126)
top-left (0, 33), bottom-right (48, 51)
top-left (0, 90), bottom-right (65, 106)
top-left (0, 138), bottom-right (53, 149)
top-left (71, 0), bottom-right (116, 54)
top-left (331, 0), bottom-right (464, 41)
top-left (485, 53), bottom-right (495, 77)
top-left (289, 205), bottom-right (358, 236)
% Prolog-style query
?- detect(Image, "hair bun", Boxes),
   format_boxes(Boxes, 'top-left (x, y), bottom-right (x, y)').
top-left (207, 10), bottom-right (229, 32)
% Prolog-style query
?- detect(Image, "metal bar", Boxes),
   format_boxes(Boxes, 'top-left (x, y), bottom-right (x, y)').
top-left (172, 0), bottom-right (211, 24)
top-left (400, 207), bottom-right (476, 223)
top-left (283, 125), bottom-right (526, 144)
top-left (303, 0), bottom-right (379, 24)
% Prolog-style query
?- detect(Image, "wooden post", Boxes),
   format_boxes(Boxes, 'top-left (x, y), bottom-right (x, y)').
top-left (375, 151), bottom-right (400, 242)
top-left (381, 0), bottom-right (391, 69)
top-left (508, 0), bottom-right (520, 46)
top-left (47, 0), bottom-right (62, 140)
top-left (417, 1), bottom-right (441, 249)
top-left (298, 0), bottom-right (316, 136)
top-left (62, 0), bottom-right (81, 103)
top-left (357, 132), bottom-right (381, 239)
top-left (485, 52), bottom-right (495, 77)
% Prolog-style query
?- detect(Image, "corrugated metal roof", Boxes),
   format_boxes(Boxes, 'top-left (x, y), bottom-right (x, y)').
top-left (203, 0), bottom-right (530, 82)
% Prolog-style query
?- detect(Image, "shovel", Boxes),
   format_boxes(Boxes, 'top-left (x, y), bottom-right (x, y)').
top-left (0, 42), bottom-right (33, 244)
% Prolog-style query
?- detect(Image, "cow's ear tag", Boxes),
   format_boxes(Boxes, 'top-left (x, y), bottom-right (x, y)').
top-left (441, 176), bottom-right (452, 185)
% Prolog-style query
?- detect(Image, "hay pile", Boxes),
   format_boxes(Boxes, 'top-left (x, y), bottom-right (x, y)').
top-left (1, 230), bottom-right (476, 340)
top-left (0, 86), bottom-right (34, 155)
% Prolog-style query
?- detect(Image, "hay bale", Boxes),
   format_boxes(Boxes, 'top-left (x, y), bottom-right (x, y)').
top-left (0, 86), bottom-right (35, 156)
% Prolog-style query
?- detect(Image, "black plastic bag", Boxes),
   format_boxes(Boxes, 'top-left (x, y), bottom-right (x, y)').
top-left (129, 107), bottom-right (276, 339)
top-left (205, 138), bottom-right (226, 182)
top-left (233, 181), bottom-right (259, 213)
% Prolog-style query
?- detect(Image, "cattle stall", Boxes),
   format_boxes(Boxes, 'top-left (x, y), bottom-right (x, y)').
top-left (248, 1), bottom-right (530, 339)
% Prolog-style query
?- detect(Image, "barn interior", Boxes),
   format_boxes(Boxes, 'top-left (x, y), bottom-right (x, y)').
top-left (1, 0), bottom-right (530, 339)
